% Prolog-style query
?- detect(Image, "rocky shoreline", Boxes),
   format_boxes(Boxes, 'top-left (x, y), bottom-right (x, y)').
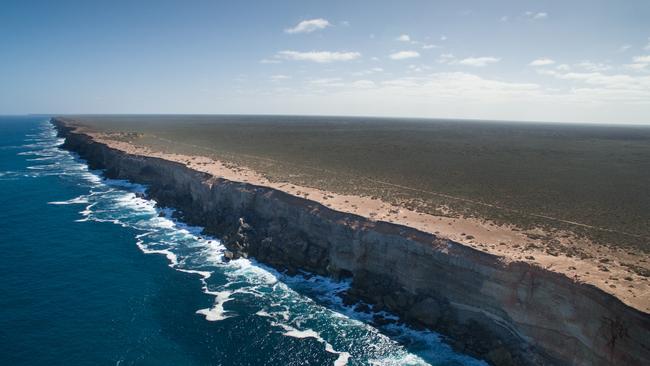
top-left (53, 118), bottom-right (650, 366)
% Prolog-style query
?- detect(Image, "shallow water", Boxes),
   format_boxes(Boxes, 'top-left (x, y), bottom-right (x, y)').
top-left (0, 116), bottom-right (486, 366)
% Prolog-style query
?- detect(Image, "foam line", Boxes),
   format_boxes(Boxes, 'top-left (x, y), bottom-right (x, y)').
top-left (195, 291), bottom-right (235, 321)
top-left (48, 195), bottom-right (89, 205)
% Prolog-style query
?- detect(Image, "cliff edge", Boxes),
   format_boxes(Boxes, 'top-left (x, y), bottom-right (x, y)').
top-left (53, 118), bottom-right (650, 366)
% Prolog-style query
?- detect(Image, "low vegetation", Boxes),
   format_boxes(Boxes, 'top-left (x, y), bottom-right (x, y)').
top-left (64, 115), bottom-right (650, 252)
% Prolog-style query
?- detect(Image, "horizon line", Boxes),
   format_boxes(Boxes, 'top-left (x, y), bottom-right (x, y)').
top-left (3, 112), bottom-right (649, 127)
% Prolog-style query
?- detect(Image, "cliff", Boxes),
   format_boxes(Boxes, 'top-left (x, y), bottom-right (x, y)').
top-left (53, 118), bottom-right (650, 366)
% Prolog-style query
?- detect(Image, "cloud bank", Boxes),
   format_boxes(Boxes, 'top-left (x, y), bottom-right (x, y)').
top-left (285, 18), bottom-right (331, 34)
top-left (276, 50), bottom-right (361, 63)
top-left (389, 51), bottom-right (420, 60)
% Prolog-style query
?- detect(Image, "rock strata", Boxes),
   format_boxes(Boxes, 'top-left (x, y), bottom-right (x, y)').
top-left (54, 118), bottom-right (650, 366)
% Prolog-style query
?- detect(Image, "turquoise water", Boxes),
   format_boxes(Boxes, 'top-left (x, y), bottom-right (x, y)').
top-left (0, 117), bottom-right (486, 366)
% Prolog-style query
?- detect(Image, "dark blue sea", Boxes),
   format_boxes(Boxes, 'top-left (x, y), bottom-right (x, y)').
top-left (0, 116), bottom-right (485, 366)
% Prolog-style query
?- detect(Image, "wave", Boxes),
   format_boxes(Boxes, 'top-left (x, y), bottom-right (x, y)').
top-left (24, 121), bottom-right (486, 366)
top-left (48, 195), bottom-right (90, 205)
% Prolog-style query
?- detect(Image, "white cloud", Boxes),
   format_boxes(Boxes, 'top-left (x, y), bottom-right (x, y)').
top-left (299, 72), bottom-right (540, 96)
top-left (381, 78), bottom-right (419, 88)
top-left (575, 61), bottom-right (611, 72)
top-left (227, 71), bottom-right (649, 123)
top-left (377, 72), bottom-right (542, 101)
top-left (352, 67), bottom-right (383, 76)
top-left (371, 71), bottom-right (650, 115)
top-left (524, 11), bottom-right (548, 20)
top-left (407, 64), bottom-right (432, 73)
top-left (458, 56), bottom-right (501, 67)
top-left (397, 34), bottom-right (411, 42)
top-left (529, 58), bottom-right (556, 66)
top-left (350, 80), bottom-right (376, 89)
top-left (539, 69), bottom-right (650, 93)
top-left (556, 64), bottom-right (571, 71)
top-left (438, 53), bottom-right (455, 64)
top-left (304, 78), bottom-right (377, 90)
top-left (440, 35), bottom-right (447, 41)
top-left (276, 50), bottom-right (361, 63)
top-left (645, 38), bottom-right (650, 51)
top-left (309, 78), bottom-right (345, 87)
top-left (626, 55), bottom-right (650, 72)
top-left (634, 55), bottom-right (650, 63)
top-left (626, 63), bottom-right (649, 72)
top-left (389, 51), bottom-right (420, 60)
top-left (270, 74), bottom-right (291, 81)
top-left (500, 16), bottom-right (509, 22)
top-left (437, 54), bottom-right (500, 67)
top-left (396, 34), bottom-right (437, 50)
top-left (285, 18), bottom-right (331, 34)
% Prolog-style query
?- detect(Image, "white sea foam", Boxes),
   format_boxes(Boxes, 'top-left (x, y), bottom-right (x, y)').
top-left (137, 245), bottom-right (179, 266)
top-left (27, 156), bottom-right (57, 161)
top-left (177, 268), bottom-right (212, 280)
top-left (48, 195), bottom-right (89, 205)
top-left (196, 290), bottom-right (235, 321)
top-left (275, 322), bottom-right (351, 366)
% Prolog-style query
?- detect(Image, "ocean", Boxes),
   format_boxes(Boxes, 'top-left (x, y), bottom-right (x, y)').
top-left (0, 116), bottom-right (486, 366)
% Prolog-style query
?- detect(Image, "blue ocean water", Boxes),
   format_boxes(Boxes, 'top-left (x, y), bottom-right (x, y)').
top-left (0, 116), bottom-right (486, 366)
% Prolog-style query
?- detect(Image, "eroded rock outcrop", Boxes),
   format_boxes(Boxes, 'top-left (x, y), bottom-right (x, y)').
top-left (54, 118), bottom-right (650, 366)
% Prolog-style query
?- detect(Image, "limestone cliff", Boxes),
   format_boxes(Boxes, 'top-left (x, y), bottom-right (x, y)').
top-left (53, 118), bottom-right (650, 366)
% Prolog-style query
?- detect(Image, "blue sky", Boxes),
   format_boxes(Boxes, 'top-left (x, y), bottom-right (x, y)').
top-left (1, 0), bottom-right (649, 123)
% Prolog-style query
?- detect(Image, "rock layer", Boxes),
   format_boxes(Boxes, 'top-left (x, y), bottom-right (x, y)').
top-left (54, 118), bottom-right (650, 366)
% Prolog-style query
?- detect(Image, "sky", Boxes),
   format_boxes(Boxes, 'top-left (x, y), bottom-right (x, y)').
top-left (1, 0), bottom-right (650, 123)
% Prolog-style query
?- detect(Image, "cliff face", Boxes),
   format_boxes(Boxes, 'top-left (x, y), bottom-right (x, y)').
top-left (54, 119), bottom-right (650, 366)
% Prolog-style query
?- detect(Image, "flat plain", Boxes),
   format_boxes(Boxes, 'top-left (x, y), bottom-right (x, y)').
top-left (63, 115), bottom-right (650, 247)
top-left (59, 115), bottom-right (650, 310)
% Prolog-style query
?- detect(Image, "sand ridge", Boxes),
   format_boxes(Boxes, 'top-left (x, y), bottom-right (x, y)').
top-left (87, 130), bottom-right (650, 313)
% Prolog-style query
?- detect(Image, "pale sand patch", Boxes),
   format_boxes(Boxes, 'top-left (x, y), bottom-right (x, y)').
top-left (88, 131), bottom-right (650, 313)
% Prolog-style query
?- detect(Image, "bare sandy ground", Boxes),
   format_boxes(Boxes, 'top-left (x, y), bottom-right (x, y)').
top-left (87, 131), bottom-right (650, 313)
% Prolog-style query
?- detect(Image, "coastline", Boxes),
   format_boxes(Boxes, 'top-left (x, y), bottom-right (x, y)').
top-left (53, 118), bottom-right (650, 365)
top-left (61, 118), bottom-right (649, 313)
